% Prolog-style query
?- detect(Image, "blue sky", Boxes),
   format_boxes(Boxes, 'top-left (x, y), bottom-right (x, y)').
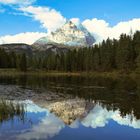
top-left (0, 0), bottom-right (140, 44)
top-left (36, 0), bottom-right (140, 24)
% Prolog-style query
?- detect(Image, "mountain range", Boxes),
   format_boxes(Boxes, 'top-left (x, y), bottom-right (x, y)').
top-left (0, 21), bottom-right (96, 54)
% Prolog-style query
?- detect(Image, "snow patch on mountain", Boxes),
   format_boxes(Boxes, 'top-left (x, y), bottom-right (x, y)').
top-left (34, 21), bottom-right (95, 47)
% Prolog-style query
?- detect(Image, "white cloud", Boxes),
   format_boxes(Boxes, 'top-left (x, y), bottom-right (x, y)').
top-left (19, 6), bottom-right (66, 33)
top-left (70, 18), bottom-right (81, 26)
top-left (0, 0), bottom-right (35, 5)
top-left (82, 18), bottom-right (140, 43)
top-left (0, 32), bottom-right (47, 45)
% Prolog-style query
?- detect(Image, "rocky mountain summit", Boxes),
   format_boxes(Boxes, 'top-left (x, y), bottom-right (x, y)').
top-left (34, 21), bottom-right (95, 47)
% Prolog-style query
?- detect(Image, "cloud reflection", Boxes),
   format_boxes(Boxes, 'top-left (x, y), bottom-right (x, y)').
top-left (17, 101), bottom-right (140, 140)
top-left (82, 104), bottom-right (140, 129)
top-left (17, 101), bottom-right (65, 140)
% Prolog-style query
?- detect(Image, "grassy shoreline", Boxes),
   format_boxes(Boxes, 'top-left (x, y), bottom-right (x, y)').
top-left (0, 69), bottom-right (140, 79)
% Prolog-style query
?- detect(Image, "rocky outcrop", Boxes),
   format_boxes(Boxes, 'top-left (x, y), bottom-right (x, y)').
top-left (34, 21), bottom-right (95, 47)
top-left (32, 43), bottom-right (69, 54)
top-left (0, 43), bottom-right (32, 55)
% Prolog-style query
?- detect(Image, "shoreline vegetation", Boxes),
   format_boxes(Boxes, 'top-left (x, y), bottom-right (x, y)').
top-left (0, 69), bottom-right (140, 79)
top-left (0, 100), bottom-right (25, 123)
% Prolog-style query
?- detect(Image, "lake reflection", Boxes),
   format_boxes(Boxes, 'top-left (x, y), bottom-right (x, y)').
top-left (0, 100), bottom-right (140, 140)
top-left (0, 76), bottom-right (140, 140)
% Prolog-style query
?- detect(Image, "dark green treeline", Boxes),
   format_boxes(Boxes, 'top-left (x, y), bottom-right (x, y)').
top-left (0, 50), bottom-right (27, 72)
top-left (0, 31), bottom-right (140, 72)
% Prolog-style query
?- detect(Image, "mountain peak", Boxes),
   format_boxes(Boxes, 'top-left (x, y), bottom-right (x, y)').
top-left (63, 20), bottom-right (77, 29)
top-left (34, 21), bottom-right (95, 47)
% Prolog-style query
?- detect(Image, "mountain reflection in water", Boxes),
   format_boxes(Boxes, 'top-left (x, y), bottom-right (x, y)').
top-left (0, 75), bottom-right (140, 140)
top-left (0, 99), bottom-right (140, 140)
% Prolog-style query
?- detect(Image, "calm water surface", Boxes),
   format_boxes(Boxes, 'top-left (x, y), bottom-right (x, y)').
top-left (0, 75), bottom-right (140, 140)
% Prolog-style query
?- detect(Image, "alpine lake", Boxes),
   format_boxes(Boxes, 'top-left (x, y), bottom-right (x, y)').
top-left (0, 75), bottom-right (140, 140)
